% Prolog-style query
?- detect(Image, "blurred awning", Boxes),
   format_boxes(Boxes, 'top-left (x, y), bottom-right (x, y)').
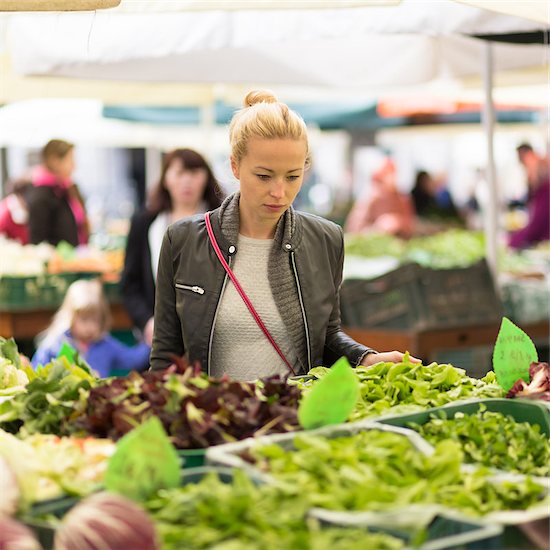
top-left (454, 1), bottom-right (549, 25)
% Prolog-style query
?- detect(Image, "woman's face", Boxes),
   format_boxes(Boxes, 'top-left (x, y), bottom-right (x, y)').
top-left (164, 158), bottom-right (208, 210)
top-left (232, 138), bottom-right (307, 225)
top-left (49, 149), bottom-right (75, 180)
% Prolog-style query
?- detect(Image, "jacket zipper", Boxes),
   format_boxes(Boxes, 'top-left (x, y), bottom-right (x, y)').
top-left (291, 251), bottom-right (312, 372)
top-left (175, 283), bottom-right (205, 295)
top-left (206, 255), bottom-right (231, 377)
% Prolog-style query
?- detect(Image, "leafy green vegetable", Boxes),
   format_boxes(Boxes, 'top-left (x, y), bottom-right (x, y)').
top-left (0, 357), bottom-right (96, 436)
top-left (0, 429), bottom-right (114, 508)
top-left (146, 470), bottom-right (404, 550)
top-left (294, 355), bottom-right (504, 421)
top-left (409, 405), bottom-right (550, 477)
top-left (0, 337), bottom-right (35, 397)
top-left (250, 429), bottom-right (547, 517)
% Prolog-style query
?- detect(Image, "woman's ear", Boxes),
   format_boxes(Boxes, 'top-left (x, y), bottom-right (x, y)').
top-left (230, 156), bottom-right (240, 180)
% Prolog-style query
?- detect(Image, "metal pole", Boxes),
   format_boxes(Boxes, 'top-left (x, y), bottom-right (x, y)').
top-left (481, 41), bottom-right (499, 282)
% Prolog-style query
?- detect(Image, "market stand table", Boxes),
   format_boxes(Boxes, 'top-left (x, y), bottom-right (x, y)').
top-left (343, 320), bottom-right (550, 363)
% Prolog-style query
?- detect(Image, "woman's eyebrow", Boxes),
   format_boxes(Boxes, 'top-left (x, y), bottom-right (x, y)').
top-left (254, 167), bottom-right (303, 172)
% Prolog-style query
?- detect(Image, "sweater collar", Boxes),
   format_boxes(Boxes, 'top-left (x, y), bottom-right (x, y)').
top-left (214, 192), bottom-right (302, 254)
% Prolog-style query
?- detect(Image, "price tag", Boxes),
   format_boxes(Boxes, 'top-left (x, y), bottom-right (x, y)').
top-left (298, 357), bottom-right (359, 430)
top-left (57, 342), bottom-right (76, 363)
top-left (105, 417), bottom-right (180, 502)
top-left (493, 317), bottom-right (538, 392)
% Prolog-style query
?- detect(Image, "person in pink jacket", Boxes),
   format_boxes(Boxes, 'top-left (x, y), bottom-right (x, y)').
top-left (345, 157), bottom-right (415, 238)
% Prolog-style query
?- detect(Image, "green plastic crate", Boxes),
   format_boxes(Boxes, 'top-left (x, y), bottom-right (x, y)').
top-left (376, 398), bottom-right (550, 438)
top-left (311, 508), bottom-right (503, 550)
top-left (19, 496), bottom-right (78, 550)
top-left (0, 275), bottom-right (41, 310)
top-left (178, 448), bottom-right (207, 469)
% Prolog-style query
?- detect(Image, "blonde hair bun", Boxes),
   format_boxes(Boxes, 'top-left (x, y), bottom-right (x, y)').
top-left (243, 90), bottom-right (278, 108)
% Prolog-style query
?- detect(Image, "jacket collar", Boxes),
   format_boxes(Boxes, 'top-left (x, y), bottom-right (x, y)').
top-left (212, 192), bottom-right (303, 254)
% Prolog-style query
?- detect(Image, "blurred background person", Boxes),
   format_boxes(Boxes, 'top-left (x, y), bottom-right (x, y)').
top-left (411, 170), bottom-right (461, 224)
top-left (508, 143), bottom-right (550, 249)
top-left (121, 148), bottom-right (224, 345)
top-left (27, 139), bottom-right (89, 247)
top-left (345, 157), bottom-right (414, 238)
top-left (0, 178), bottom-right (32, 244)
top-left (32, 279), bottom-right (150, 377)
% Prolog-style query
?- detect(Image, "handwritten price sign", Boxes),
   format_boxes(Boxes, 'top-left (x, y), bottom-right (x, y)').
top-left (298, 357), bottom-right (360, 430)
top-left (105, 417), bottom-right (180, 502)
top-left (492, 317), bottom-right (538, 392)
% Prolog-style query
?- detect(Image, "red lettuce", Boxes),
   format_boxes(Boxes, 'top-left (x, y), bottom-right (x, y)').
top-left (507, 362), bottom-right (550, 401)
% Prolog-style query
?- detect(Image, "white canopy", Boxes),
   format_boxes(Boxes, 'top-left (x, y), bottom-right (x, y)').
top-left (4, 0), bottom-right (546, 89)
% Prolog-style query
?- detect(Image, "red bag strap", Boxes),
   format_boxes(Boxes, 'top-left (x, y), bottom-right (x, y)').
top-left (204, 211), bottom-right (297, 376)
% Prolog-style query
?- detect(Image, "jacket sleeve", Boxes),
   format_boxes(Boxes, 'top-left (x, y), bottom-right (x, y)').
top-left (27, 188), bottom-right (54, 245)
top-left (120, 214), bottom-right (154, 331)
top-left (149, 228), bottom-right (185, 370)
top-left (323, 226), bottom-right (377, 367)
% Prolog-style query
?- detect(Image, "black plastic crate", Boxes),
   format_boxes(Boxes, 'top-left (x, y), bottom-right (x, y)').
top-left (340, 260), bottom-right (503, 331)
top-left (416, 259), bottom-right (503, 330)
top-left (340, 263), bottom-right (425, 330)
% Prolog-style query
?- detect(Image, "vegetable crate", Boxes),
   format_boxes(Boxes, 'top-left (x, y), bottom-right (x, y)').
top-left (376, 398), bottom-right (550, 438)
top-left (501, 279), bottom-right (550, 324)
top-left (340, 263), bottom-right (426, 330)
top-left (415, 260), bottom-right (503, 330)
top-left (340, 260), bottom-right (503, 331)
top-left (178, 448), bottom-right (207, 469)
top-left (310, 507), bottom-right (503, 550)
top-left (206, 420), bottom-right (433, 480)
top-left (20, 496), bottom-right (79, 550)
top-left (0, 271), bottom-right (103, 311)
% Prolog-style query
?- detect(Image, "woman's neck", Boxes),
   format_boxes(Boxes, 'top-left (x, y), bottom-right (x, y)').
top-left (239, 204), bottom-right (279, 239)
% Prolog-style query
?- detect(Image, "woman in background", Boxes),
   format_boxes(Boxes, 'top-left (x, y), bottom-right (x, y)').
top-left (27, 139), bottom-right (89, 247)
top-left (121, 149), bottom-right (224, 345)
top-left (32, 279), bottom-right (150, 377)
top-left (345, 158), bottom-right (414, 238)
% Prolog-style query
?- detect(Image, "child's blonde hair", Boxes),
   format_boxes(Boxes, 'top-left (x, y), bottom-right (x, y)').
top-left (37, 279), bottom-right (111, 348)
top-left (229, 90), bottom-right (310, 167)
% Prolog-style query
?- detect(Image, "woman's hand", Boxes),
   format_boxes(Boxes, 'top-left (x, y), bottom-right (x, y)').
top-left (361, 350), bottom-right (421, 367)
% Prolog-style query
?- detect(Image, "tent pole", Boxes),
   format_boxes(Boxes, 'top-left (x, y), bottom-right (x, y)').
top-left (481, 40), bottom-right (499, 282)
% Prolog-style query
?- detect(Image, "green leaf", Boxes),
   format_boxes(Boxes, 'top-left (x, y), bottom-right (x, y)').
top-left (298, 357), bottom-right (359, 430)
top-left (493, 317), bottom-right (538, 392)
top-left (105, 416), bottom-right (181, 502)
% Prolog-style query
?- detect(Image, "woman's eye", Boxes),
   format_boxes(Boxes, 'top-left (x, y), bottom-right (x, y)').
top-left (257, 174), bottom-right (271, 181)
top-left (287, 175), bottom-right (300, 182)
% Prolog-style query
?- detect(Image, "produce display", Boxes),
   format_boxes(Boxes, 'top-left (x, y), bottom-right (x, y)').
top-left (408, 405), bottom-right (550, 477)
top-left (0, 355), bottom-right (96, 436)
top-left (293, 354), bottom-right (504, 421)
top-left (0, 429), bottom-right (115, 507)
top-left (77, 363), bottom-right (301, 449)
top-left (344, 230), bottom-right (546, 272)
top-left (146, 470), bottom-right (405, 550)
top-left (507, 362), bottom-right (550, 402)
top-left (248, 430), bottom-right (548, 517)
top-left (54, 492), bottom-right (159, 550)
top-left (0, 337), bottom-right (32, 396)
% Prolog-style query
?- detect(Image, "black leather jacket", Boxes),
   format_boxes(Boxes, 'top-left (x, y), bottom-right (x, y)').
top-left (150, 206), bottom-right (373, 374)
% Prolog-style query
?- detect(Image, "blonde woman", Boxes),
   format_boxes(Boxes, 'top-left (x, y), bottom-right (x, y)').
top-left (32, 279), bottom-right (150, 377)
top-left (151, 90), bottom-right (416, 379)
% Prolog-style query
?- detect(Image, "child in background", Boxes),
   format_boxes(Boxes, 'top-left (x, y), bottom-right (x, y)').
top-left (32, 279), bottom-right (150, 377)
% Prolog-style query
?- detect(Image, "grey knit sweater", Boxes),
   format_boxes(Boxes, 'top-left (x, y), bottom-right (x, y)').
top-left (213, 193), bottom-right (307, 376)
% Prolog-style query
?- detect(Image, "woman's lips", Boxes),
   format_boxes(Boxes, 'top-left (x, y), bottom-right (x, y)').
top-left (264, 204), bottom-right (285, 212)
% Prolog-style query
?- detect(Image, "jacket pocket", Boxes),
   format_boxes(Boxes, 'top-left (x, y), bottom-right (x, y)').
top-left (175, 283), bottom-right (205, 295)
